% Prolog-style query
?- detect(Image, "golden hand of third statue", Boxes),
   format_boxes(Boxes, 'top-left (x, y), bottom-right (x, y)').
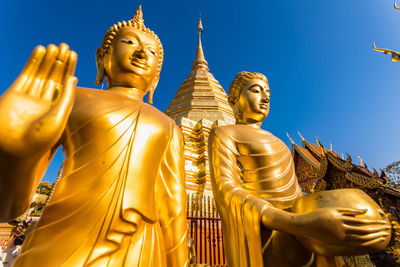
top-left (208, 71), bottom-right (391, 267)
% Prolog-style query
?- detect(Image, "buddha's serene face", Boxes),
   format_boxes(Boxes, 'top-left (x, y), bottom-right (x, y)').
top-left (103, 27), bottom-right (160, 93)
top-left (236, 78), bottom-right (270, 123)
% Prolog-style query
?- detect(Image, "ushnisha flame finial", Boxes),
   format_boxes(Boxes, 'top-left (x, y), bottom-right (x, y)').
top-left (132, 5), bottom-right (144, 29)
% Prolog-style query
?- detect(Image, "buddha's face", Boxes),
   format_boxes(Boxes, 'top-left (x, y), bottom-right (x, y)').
top-left (235, 78), bottom-right (270, 123)
top-left (103, 27), bottom-right (161, 93)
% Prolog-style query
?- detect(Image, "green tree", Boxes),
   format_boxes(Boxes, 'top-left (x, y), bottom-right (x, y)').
top-left (35, 181), bottom-right (54, 195)
top-left (383, 161), bottom-right (400, 188)
top-left (30, 181), bottom-right (55, 217)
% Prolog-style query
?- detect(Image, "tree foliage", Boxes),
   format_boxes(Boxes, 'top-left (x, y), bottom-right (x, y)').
top-left (383, 161), bottom-right (400, 188)
top-left (35, 181), bottom-right (54, 195)
top-left (30, 181), bottom-right (55, 217)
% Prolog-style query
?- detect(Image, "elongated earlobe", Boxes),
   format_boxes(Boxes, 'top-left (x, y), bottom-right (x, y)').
top-left (95, 48), bottom-right (105, 85)
top-left (147, 75), bottom-right (160, 104)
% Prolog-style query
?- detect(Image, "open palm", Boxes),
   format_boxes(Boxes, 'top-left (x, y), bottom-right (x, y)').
top-left (0, 43), bottom-right (77, 156)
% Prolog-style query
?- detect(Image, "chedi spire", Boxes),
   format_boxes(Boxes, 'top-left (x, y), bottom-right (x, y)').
top-left (192, 15), bottom-right (209, 71)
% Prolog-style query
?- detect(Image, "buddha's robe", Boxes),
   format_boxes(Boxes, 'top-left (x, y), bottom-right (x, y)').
top-left (15, 87), bottom-right (188, 267)
top-left (208, 124), bottom-right (303, 267)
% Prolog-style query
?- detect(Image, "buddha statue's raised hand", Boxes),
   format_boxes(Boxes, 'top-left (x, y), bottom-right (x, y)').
top-left (0, 43), bottom-right (77, 156)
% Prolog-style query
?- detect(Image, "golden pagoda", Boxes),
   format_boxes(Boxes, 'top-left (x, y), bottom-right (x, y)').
top-left (165, 17), bottom-right (233, 266)
top-left (165, 17), bottom-right (235, 194)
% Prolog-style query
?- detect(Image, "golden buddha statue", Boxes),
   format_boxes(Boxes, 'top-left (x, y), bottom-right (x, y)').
top-left (0, 6), bottom-right (188, 267)
top-left (208, 71), bottom-right (391, 267)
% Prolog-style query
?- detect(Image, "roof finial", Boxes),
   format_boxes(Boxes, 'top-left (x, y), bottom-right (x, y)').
top-left (298, 131), bottom-right (305, 142)
top-left (286, 132), bottom-right (295, 144)
top-left (358, 156), bottom-right (363, 166)
top-left (192, 14), bottom-right (209, 71)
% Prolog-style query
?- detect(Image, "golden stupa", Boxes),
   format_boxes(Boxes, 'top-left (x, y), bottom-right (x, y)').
top-left (166, 17), bottom-right (235, 194)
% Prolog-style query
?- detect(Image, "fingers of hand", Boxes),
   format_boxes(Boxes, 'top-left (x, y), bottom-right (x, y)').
top-left (47, 76), bottom-right (76, 121)
top-left (378, 209), bottom-right (387, 218)
top-left (27, 44), bottom-right (59, 97)
top-left (57, 43), bottom-right (70, 62)
top-left (346, 231), bottom-right (390, 242)
top-left (65, 50), bottom-right (77, 78)
top-left (337, 207), bottom-right (367, 216)
top-left (44, 48), bottom-right (77, 102)
top-left (28, 75), bottom-right (75, 146)
top-left (12, 46), bottom-right (46, 92)
top-left (46, 43), bottom-right (70, 84)
top-left (42, 43), bottom-right (71, 101)
top-left (341, 216), bottom-right (388, 225)
top-left (357, 237), bottom-right (387, 247)
top-left (344, 224), bottom-right (391, 235)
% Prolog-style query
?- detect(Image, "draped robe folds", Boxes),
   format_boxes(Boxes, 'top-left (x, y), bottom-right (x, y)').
top-left (208, 125), bottom-right (303, 267)
top-left (14, 88), bottom-right (188, 267)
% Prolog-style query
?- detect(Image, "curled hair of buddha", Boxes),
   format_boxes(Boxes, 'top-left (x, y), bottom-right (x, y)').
top-left (228, 71), bottom-right (269, 104)
top-left (95, 5), bottom-right (164, 103)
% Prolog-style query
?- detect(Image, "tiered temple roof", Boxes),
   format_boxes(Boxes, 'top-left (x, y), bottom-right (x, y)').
top-left (289, 132), bottom-right (395, 193)
top-left (166, 18), bottom-right (235, 194)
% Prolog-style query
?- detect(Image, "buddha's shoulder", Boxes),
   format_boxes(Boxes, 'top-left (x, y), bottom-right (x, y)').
top-left (73, 87), bottom-right (176, 127)
top-left (140, 103), bottom-right (176, 128)
top-left (75, 86), bottom-right (106, 97)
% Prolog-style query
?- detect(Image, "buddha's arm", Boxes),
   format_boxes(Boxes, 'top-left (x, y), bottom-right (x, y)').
top-left (0, 44), bottom-right (76, 221)
top-left (0, 145), bottom-right (59, 221)
top-left (158, 125), bottom-right (188, 266)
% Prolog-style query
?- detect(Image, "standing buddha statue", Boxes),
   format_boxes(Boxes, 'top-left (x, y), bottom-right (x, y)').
top-left (0, 6), bottom-right (188, 267)
top-left (208, 71), bottom-right (392, 266)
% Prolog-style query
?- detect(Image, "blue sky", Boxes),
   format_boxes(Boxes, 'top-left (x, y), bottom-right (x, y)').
top-left (0, 0), bottom-right (399, 183)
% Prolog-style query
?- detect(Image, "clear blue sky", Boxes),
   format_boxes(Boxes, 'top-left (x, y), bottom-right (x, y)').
top-left (0, 0), bottom-right (399, 183)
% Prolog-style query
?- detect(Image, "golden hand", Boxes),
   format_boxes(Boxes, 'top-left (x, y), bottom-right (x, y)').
top-left (0, 43), bottom-right (77, 156)
top-left (292, 207), bottom-right (390, 247)
top-left (262, 206), bottom-right (390, 247)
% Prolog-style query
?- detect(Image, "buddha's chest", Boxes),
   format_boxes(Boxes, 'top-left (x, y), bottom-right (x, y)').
top-left (235, 135), bottom-right (291, 172)
top-left (63, 95), bottom-right (167, 161)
